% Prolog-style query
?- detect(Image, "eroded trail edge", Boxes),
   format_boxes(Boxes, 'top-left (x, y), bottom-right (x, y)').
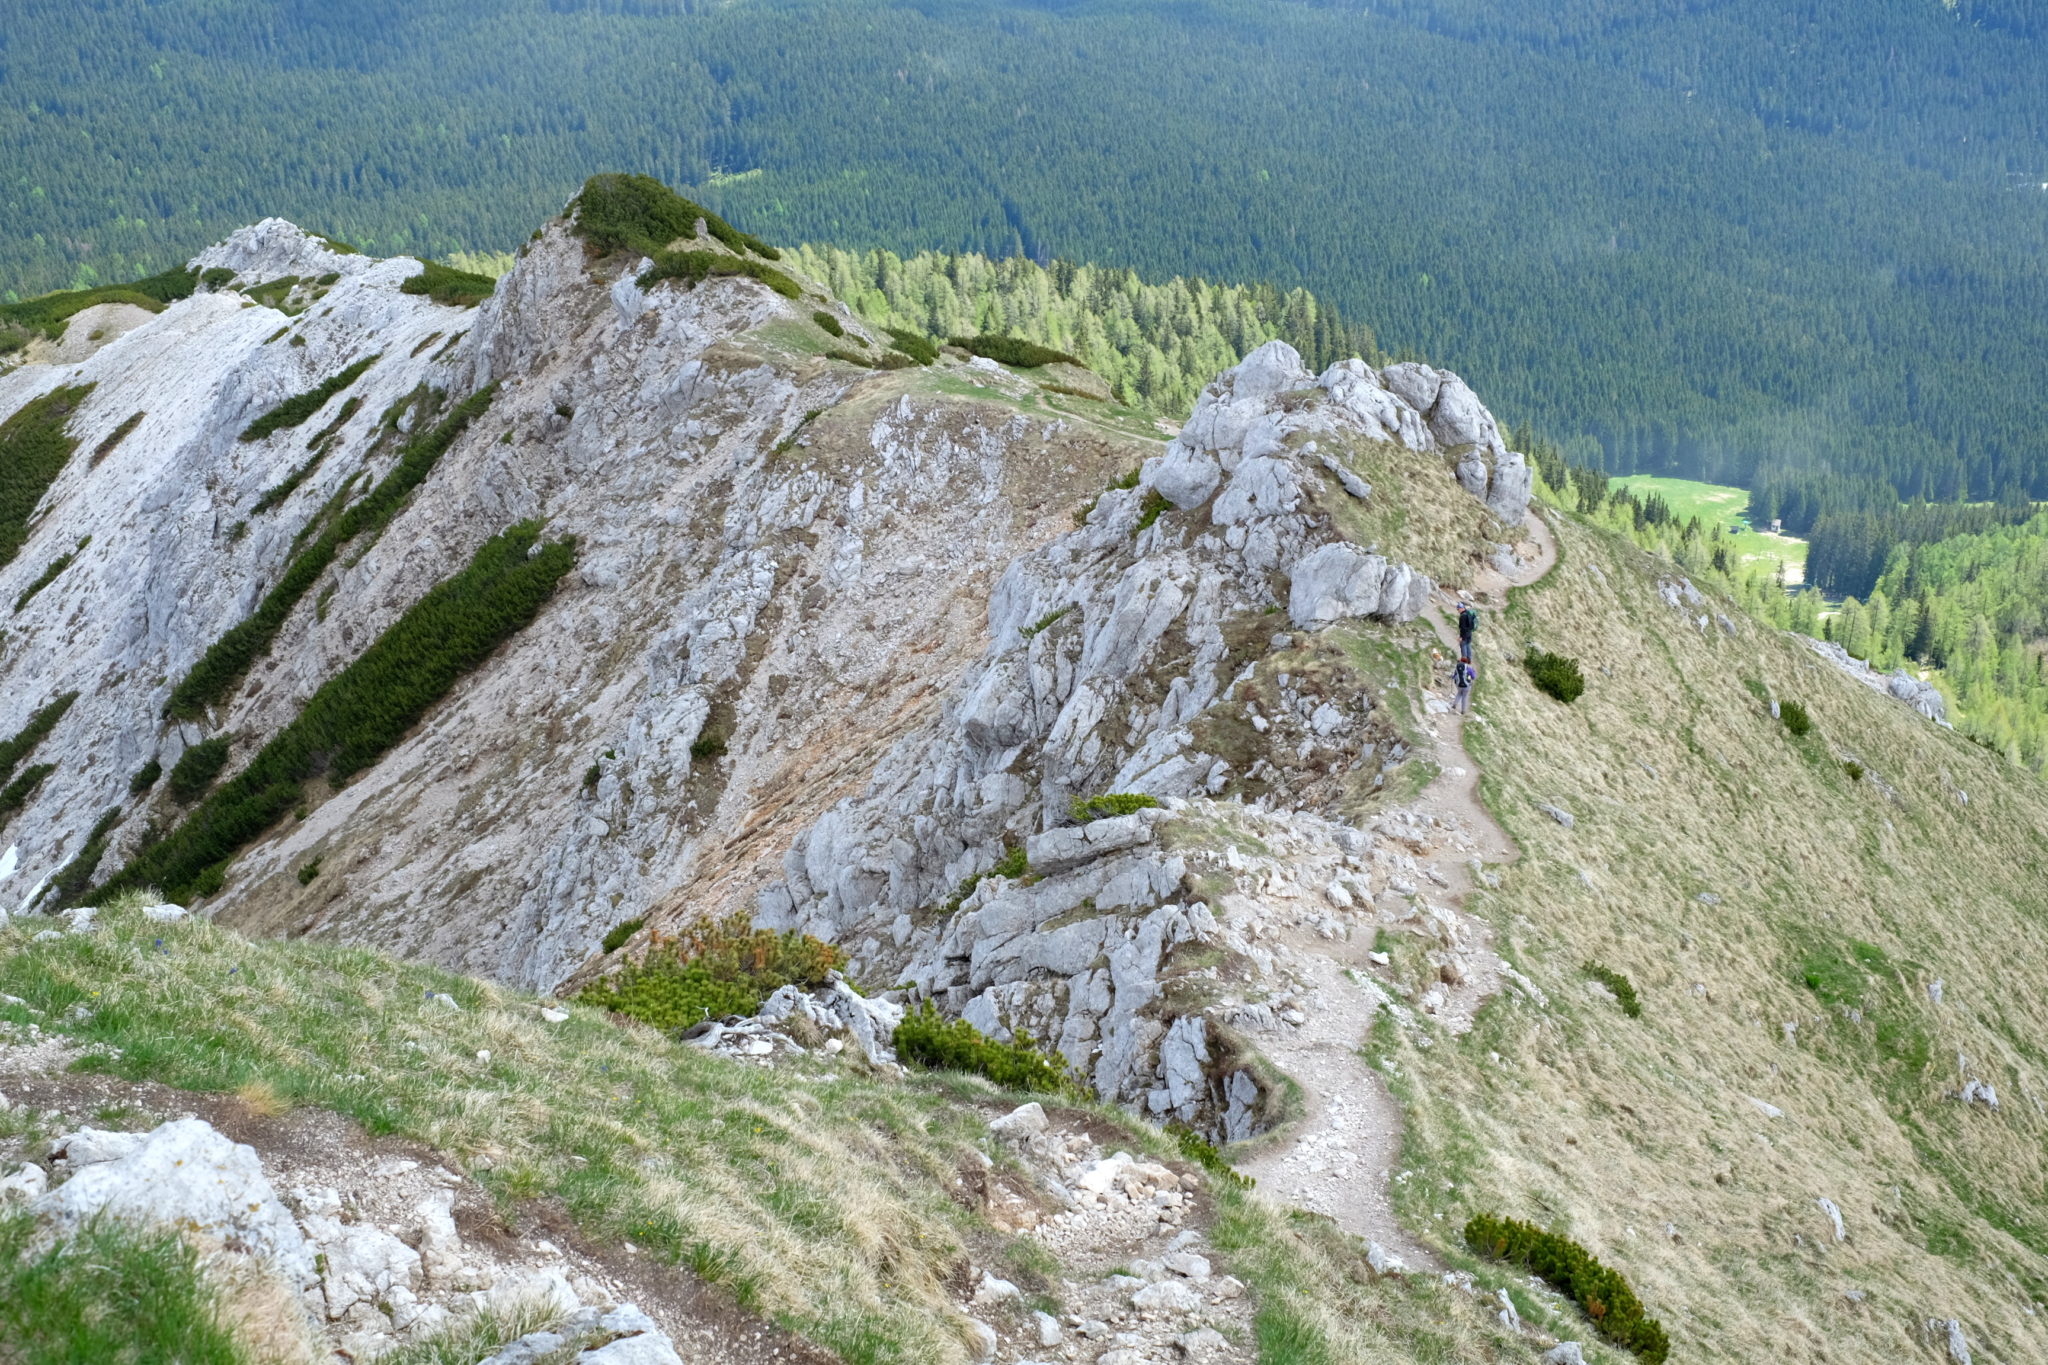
top-left (1236, 509), bottom-right (1557, 1266)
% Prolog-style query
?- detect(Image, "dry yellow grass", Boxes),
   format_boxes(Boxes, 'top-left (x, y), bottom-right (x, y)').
top-left (1386, 498), bottom-right (2048, 1362)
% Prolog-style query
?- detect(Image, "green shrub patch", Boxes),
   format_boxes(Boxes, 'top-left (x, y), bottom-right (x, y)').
top-left (0, 763), bottom-right (55, 824)
top-left (893, 1002), bottom-right (1076, 1094)
top-left (1464, 1213), bottom-right (1670, 1363)
top-left (167, 737), bottom-right (232, 802)
top-left (601, 917), bottom-right (646, 954)
top-left (400, 260), bottom-right (496, 308)
top-left (950, 334), bottom-right (1082, 368)
top-left (577, 912), bottom-right (844, 1029)
top-left (169, 383), bottom-right (499, 718)
top-left (0, 267), bottom-right (197, 353)
top-left (1069, 792), bottom-right (1161, 823)
top-left (101, 520), bottom-right (574, 903)
top-left (13, 544), bottom-right (82, 613)
top-left (569, 173), bottom-right (781, 261)
top-left (45, 806), bottom-right (122, 908)
top-left (0, 384), bottom-right (94, 570)
top-left (1524, 649), bottom-right (1586, 704)
top-left (91, 411), bottom-right (145, 466)
top-left (0, 692), bottom-right (76, 789)
top-left (811, 310), bottom-right (845, 337)
top-left (637, 249), bottom-right (801, 300)
top-left (129, 759), bottom-right (162, 795)
top-left (1778, 699), bottom-right (1812, 737)
top-left (239, 355), bottom-right (379, 442)
top-left (883, 328), bottom-right (938, 365)
top-left (1583, 962), bottom-right (1642, 1018)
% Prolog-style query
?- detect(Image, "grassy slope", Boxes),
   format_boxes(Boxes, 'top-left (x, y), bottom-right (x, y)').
top-left (1393, 498), bottom-right (2048, 1362)
top-left (1609, 475), bottom-right (1809, 584)
top-left (0, 903), bottom-right (1534, 1365)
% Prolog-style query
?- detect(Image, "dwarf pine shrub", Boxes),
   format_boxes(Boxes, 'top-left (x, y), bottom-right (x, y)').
top-left (812, 310), bottom-right (845, 337)
top-left (0, 385), bottom-right (94, 571)
top-left (100, 521), bottom-right (574, 903)
top-left (170, 384), bottom-right (499, 718)
top-left (950, 334), bottom-right (1082, 368)
top-left (893, 1002), bottom-right (1076, 1093)
top-left (883, 328), bottom-right (939, 365)
top-left (401, 260), bottom-right (496, 308)
top-left (239, 355), bottom-right (380, 442)
top-left (45, 806), bottom-right (121, 908)
top-left (1464, 1213), bottom-right (1670, 1364)
top-left (1524, 649), bottom-right (1585, 704)
top-left (0, 763), bottom-right (54, 823)
top-left (0, 692), bottom-right (77, 789)
top-left (569, 173), bottom-right (781, 260)
top-left (601, 917), bottom-right (645, 954)
top-left (1779, 699), bottom-right (1812, 737)
top-left (1070, 792), bottom-right (1161, 823)
top-left (13, 548), bottom-right (79, 613)
top-left (129, 759), bottom-right (161, 794)
top-left (577, 913), bottom-right (844, 1029)
top-left (1583, 961), bottom-right (1643, 1018)
top-left (1020, 606), bottom-right (1068, 638)
top-left (166, 737), bottom-right (231, 802)
top-left (636, 249), bottom-right (801, 300)
top-left (0, 266), bottom-right (197, 347)
top-left (91, 411), bottom-right (145, 466)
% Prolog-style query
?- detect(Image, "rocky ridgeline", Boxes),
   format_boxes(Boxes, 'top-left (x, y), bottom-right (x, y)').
top-left (753, 339), bottom-right (1532, 1134)
top-left (0, 205), bottom-right (1533, 1138)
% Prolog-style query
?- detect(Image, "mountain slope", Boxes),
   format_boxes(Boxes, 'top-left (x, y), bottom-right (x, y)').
top-left (2, 177), bottom-right (2046, 1364)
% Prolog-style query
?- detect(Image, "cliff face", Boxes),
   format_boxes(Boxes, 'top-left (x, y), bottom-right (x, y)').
top-left (0, 208), bottom-right (1532, 1128)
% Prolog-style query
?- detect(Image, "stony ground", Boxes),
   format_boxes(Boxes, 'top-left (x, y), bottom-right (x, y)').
top-left (1234, 511), bottom-right (1556, 1262)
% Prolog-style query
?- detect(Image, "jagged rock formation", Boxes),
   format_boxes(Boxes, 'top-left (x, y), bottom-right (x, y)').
top-left (0, 204), bottom-right (1531, 1132)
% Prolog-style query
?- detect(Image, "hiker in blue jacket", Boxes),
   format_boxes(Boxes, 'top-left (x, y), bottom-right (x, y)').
top-left (1453, 656), bottom-right (1475, 713)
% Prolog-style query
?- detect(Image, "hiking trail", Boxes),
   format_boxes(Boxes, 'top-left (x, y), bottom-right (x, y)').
top-left (1237, 509), bottom-right (1558, 1267)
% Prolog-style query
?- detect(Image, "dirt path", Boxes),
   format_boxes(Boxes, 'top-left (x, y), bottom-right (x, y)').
top-left (1237, 510), bottom-right (1557, 1266)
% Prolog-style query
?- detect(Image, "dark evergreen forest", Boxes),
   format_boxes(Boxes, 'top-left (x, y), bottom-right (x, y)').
top-left (3, 0), bottom-right (2045, 504)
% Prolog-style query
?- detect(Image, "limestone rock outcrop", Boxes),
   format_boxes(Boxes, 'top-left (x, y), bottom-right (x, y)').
top-left (0, 213), bottom-right (1528, 1134)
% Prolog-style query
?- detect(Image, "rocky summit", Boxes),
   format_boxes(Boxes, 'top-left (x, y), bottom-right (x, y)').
top-left (1, 179), bottom-right (2043, 1365)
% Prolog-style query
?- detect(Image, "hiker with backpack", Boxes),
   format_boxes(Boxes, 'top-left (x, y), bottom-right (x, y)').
top-left (1456, 600), bottom-right (1478, 660)
top-left (1453, 656), bottom-right (1475, 713)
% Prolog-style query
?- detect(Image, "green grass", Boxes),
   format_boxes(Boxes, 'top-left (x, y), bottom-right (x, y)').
top-left (0, 900), bottom-right (1017, 1359)
top-left (1609, 475), bottom-right (1808, 584)
top-left (0, 384), bottom-right (94, 571)
top-left (0, 1208), bottom-right (249, 1365)
top-left (102, 520), bottom-right (574, 904)
top-left (168, 384), bottom-right (499, 718)
top-left (238, 355), bottom-right (379, 443)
